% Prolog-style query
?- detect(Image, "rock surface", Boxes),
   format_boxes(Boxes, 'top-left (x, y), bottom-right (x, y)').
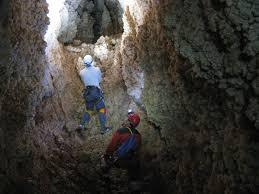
top-left (58, 0), bottom-right (123, 44)
top-left (125, 0), bottom-right (259, 193)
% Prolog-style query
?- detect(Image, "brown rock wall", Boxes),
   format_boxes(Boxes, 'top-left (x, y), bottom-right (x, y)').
top-left (0, 0), bottom-right (49, 192)
top-left (125, 0), bottom-right (259, 193)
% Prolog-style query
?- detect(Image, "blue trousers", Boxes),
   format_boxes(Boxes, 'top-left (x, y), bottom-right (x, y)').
top-left (80, 87), bottom-right (106, 130)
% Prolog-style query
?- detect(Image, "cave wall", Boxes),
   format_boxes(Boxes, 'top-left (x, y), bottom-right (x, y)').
top-left (0, 0), bottom-right (49, 192)
top-left (123, 0), bottom-right (259, 193)
top-left (0, 0), bottom-right (10, 191)
top-left (0, 1), bottom-right (92, 192)
top-left (58, 0), bottom-right (123, 44)
top-left (162, 0), bottom-right (259, 131)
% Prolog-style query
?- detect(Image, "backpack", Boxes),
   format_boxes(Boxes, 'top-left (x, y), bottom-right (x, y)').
top-left (115, 128), bottom-right (138, 158)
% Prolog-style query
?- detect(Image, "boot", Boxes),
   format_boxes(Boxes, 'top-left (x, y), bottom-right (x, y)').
top-left (101, 127), bottom-right (112, 134)
top-left (76, 125), bottom-right (87, 134)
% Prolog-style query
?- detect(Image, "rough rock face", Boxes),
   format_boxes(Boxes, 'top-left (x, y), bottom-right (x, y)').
top-left (162, 0), bottom-right (259, 131)
top-left (122, 0), bottom-right (259, 193)
top-left (58, 0), bottom-right (123, 44)
top-left (0, 0), bottom-right (49, 192)
top-left (0, 0), bottom-right (11, 191)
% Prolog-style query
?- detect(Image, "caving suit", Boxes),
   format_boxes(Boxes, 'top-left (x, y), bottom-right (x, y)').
top-left (79, 65), bottom-right (107, 131)
top-left (104, 127), bottom-right (142, 180)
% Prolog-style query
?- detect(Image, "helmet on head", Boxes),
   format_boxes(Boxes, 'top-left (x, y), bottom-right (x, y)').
top-left (83, 55), bottom-right (93, 67)
top-left (128, 113), bottom-right (140, 128)
top-left (128, 109), bottom-right (134, 115)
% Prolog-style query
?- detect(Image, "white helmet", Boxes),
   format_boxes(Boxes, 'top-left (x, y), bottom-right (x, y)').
top-left (83, 55), bottom-right (93, 67)
top-left (128, 109), bottom-right (134, 115)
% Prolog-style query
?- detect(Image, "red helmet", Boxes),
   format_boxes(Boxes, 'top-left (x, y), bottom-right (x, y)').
top-left (128, 113), bottom-right (140, 128)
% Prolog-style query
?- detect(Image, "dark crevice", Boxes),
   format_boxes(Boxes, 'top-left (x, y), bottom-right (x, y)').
top-left (198, 0), bottom-right (227, 53)
top-left (104, 0), bottom-right (123, 35)
top-left (92, 0), bottom-right (104, 43)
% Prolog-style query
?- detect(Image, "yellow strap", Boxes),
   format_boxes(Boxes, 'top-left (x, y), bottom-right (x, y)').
top-left (127, 127), bottom-right (133, 134)
top-left (99, 108), bottom-right (105, 113)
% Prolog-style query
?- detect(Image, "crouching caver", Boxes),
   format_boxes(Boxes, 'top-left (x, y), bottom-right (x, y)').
top-left (102, 111), bottom-right (141, 180)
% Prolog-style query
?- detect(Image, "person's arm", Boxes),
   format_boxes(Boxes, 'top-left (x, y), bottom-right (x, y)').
top-left (105, 131), bottom-right (120, 156)
top-left (79, 70), bottom-right (83, 81)
top-left (79, 70), bottom-right (86, 91)
top-left (97, 67), bottom-right (102, 83)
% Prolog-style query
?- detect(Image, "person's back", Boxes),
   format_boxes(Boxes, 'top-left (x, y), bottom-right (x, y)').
top-left (77, 54), bottom-right (111, 134)
top-left (105, 112), bottom-right (141, 156)
top-left (103, 112), bottom-right (142, 180)
top-left (80, 65), bottom-right (101, 88)
top-left (106, 127), bottom-right (141, 159)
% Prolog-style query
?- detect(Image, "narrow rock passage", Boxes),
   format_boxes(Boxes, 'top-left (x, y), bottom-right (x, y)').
top-left (38, 26), bottom-right (163, 192)
top-left (61, 42), bottom-right (161, 192)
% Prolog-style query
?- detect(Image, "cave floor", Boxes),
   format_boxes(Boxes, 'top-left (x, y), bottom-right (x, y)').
top-left (39, 129), bottom-right (162, 194)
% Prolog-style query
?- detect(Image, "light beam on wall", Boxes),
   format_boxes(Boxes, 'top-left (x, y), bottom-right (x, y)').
top-left (44, 0), bottom-right (66, 57)
top-left (42, 0), bottom-right (66, 95)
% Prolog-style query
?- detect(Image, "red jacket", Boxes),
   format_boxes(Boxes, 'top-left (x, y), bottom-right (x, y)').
top-left (105, 127), bottom-right (141, 156)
